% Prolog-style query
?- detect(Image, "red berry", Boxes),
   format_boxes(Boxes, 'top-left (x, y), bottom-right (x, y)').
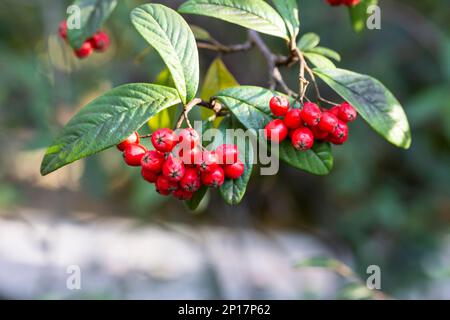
top-left (162, 155), bottom-right (185, 182)
top-left (284, 108), bottom-right (303, 129)
top-left (198, 151), bottom-right (219, 173)
top-left (179, 146), bottom-right (202, 166)
top-left (311, 126), bottom-right (329, 141)
top-left (326, 0), bottom-right (343, 6)
top-left (269, 96), bottom-right (290, 117)
top-left (89, 31), bottom-right (110, 52)
top-left (74, 41), bottom-right (93, 59)
top-left (318, 112), bottom-right (339, 133)
top-left (151, 128), bottom-right (178, 153)
top-left (338, 102), bottom-right (357, 122)
top-left (329, 106), bottom-right (340, 117)
top-left (288, 129), bottom-right (295, 138)
top-left (201, 166), bottom-right (225, 188)
top-left (344, 0), bottom-right (360, 6)
top-left (264, 119), bottom-right (288, 143)
top-left (301, 102), bottom-right (322, 127)
top-left (123, 144), bottom-right (147, 166)
top-left (156, 175), bottom-right (178, 195)
top-left (177, 128), bottom-right (200, 149)
top-left (216, 144), bottom-right (239, 165)
top-left (172, 189), bottom-right (193, 200)
top-left (291, 127), bottom-right (314, 151)
top-left (141, 150), bottom-right (165, 173)
top-left (59, 21), bottom-right (68, 40)
top-left (223, 160), bottom-right (245, 180)
top-left (180, 168), bottom-right (201, 192)
top-left (329, 120), bottom-right (349, 145)
top-left (141, 168), bottom-right (158, 183)
top-left (117, 132), bottom-right (140, 151)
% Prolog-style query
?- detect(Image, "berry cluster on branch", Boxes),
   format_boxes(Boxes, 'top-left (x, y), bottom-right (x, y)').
top-left (264, 96), bottom-right (358, 150)
top-left (58, 21), bottom-right (110, 59)
top-left (117, 128), bottom-right (244, 201)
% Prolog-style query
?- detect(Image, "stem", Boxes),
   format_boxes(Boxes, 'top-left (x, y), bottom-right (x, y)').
top-left (197, 40), bottom-right (253, 54)
top-left (176, 98), bottom-right (203, 129)
top-left (248, 30), bottom-right (298, 98)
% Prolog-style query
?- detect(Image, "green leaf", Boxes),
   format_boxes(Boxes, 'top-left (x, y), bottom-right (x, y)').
top-left (215, 86), bottom-right (333, 175)
top-left (211, 117), bottom-right (254, 205)
top-left (40, 84), bottom-right (180, 175)
top-left (271, 0), bottom-right (300, 40)
top-left (306, 46), bottom-right (341, 62)
top-left (297, 32), bottom-right (320, 51)
top-left (148, 69), bottom-right (178, 130)
top-left (131, 3), bottom-right (199, 104)
top-left (67, 0), bottom-right (117, 49)
top-left (179, 0), bottom-right (289, 40)
top-left (304, 52), bottom-right (336, 69)
top-left (348, 0), bottom-right (378, 33)
top-left (185, 186), bottom-right (209, 211)
top-left (201, 58), bottom-right (239, 101)
top-left (314, 68), bottom-right (411, 149)
top-left (214, 86), bottom-right (273, 130)
top-left (189, 24), bottom-right (213, 42)
top-left (279, 141), bottom-right (333, 176)
top-left (201, 57), bottom-right (239, 121)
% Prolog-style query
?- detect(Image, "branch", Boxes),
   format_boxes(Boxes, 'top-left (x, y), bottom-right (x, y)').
top-left (248, 30), bottom-right (298, 98)
top-left (197, 39), bottom-right (253, 54)
top-left (176, 98), bottom-right (203, 129)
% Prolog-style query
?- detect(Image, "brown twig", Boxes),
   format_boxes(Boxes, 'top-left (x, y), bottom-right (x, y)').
top-left (248, 30), bottom-right (299, 98)
top-left (195, 29), bottom-right (340, 106)
top-left (197, 40), bottom-right (253, 54)
top-left (176, 98), bottom-right (203, 129)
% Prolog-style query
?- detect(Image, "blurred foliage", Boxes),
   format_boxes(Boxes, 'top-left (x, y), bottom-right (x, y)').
top-left (0, 0), bottom-right (449, 299)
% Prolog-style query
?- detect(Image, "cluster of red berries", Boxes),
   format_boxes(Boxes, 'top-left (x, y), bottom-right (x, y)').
top-left (116, 128), bottom-right (245, 200)
top-left (264, 96), bottom-right (358, 150)
top-left (326, 0), bottom-right (361, 6)
top-left (58, 21), bottom-right (110, 59)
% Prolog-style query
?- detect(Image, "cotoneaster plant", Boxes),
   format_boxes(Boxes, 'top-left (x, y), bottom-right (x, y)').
top-left (41, 0), bottom-right (411, 210)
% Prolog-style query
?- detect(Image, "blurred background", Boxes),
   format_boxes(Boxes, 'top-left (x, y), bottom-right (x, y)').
top-left (0, 0), bottom-right (449, 299)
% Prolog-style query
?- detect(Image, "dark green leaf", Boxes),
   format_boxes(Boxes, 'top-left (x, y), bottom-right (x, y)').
top-left (297, 32), bottom-right (320, 51)
top-left (271, 0), bottom-right (300, 40)
top-left (67, 0), bottom-right (117, 49)
top-left (131, 4), bottom-right (199, 104)
top-left (179, 0), bottom-right (289, 40)
top-left (40, 84), bottom-right (180, 175)
top-left (278, 141), bottom-right (333, 176)
top-left (185, 186), bottom-right (209, 211)
top-left (214, 86), bottom-right (273, 130)
top-left (314, 68), bottom-right (411, 149)
top-left (215, 86), bottom-right (333, 175)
